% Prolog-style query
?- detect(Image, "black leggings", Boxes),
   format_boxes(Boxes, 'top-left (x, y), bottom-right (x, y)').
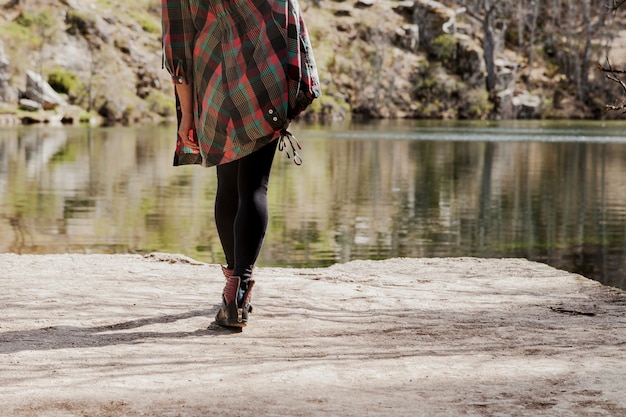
top-left (214, 140), bottom-right (278, 280)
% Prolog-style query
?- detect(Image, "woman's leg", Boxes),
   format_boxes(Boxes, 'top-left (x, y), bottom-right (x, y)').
top-left (232, 140), bottom-right (278, 280)
top-left (214, 140), bottom-right (278, 278)
top-left (215, 162), bottom-right (239, 270)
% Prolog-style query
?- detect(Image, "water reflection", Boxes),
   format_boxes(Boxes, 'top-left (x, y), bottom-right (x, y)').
top-left (1, 121), bottom-right (625, 290)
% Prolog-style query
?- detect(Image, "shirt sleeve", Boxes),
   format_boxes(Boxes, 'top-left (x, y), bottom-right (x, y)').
top-left (161, 0), bottom-right (196, 84)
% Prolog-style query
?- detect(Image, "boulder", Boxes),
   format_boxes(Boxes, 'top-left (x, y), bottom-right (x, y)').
top-left (355, 0), bottom-right (375, 8)
top-left (23, 70), bottom-right (67, 110)
top-left (498, 90), bottom-right (542, 119)
top-left (18, 98), bottom-right (42, 112)
top-left (512, 92), bottom-right (542, 119)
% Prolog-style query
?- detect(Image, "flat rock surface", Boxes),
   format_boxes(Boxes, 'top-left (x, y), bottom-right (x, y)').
top-left (1, 254), bottom-right (625, 416)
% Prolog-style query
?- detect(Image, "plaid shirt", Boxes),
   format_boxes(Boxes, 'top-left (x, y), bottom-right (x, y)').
top-left (162, 0), bottom-right (321, 167)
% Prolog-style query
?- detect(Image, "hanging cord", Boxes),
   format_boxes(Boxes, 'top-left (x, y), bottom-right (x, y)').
top-left (278, 129), bottom-right (302, 165)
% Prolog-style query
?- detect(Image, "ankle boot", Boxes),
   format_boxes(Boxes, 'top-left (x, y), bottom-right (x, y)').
top-left (221, 265), bottom-right (233, 280)
top-left (215, 276), bottom-right (255, 328)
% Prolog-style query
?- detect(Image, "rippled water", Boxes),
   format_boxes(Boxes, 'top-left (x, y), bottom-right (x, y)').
top-left (1, 120), bottom-right (625, 290)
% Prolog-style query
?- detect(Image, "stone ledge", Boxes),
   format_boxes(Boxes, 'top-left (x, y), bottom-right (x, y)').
top-left (1, 255), bottom-right (625, 416)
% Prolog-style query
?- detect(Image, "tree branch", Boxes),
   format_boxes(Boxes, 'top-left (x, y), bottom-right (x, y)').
top-left (598, 64), bottom-right (626, 75)
top-left (600, 59), bottom-right (626, 112)
top-left (611, 0), bottom-right (626, 13)
top-left (606, 74), bottom-right (626, 94)
top-left (463, 4), bottom-right (483, 24)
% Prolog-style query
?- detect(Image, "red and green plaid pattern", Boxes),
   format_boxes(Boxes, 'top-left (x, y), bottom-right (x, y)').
top-left (162, 0), bottom-right (321, 167)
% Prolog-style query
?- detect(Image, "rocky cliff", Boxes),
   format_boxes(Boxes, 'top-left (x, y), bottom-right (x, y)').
top-left (0, 0), bottom-right (623, 125)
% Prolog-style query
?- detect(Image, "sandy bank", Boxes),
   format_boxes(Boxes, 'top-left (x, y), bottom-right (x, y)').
top-left (0, 254), bottom-right (625, 416)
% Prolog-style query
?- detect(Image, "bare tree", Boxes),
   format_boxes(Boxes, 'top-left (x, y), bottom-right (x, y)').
top-left (464, 0), bottom-right (513, 114)
top-left (578, 0), bottom-right (592, 100)
top-left (512, 0), bottom-right (541, 87)
top-left (599, 0), bottom-right (625, 112)
top-left (526, 0), bottom-right (540, 79)
top-left (464, 1), bottom-right (506, 94)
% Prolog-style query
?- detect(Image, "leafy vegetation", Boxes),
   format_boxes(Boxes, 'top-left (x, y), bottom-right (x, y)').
top-left (47, 69), bottom-right (80, 95)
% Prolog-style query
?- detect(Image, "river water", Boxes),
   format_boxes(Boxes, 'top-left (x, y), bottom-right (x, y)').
top-left (1, 120), bottom-right (625, 290)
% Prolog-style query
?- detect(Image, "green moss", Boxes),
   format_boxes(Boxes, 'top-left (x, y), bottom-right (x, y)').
top-left (1, 11), bottom-right (56, 46)
top-left (129, 10), bottom-right (161, 34)
top-left (79, 111), bottom-right (96, 123)
top-left (48, 69), bottom-right (80, 95)
top-left (0, 21), bottom-right (32, 43)
top-left (464, 88), bottom-right (491, 119)
top-left (16, 11), bottom-right (54, 29)
top-left (430, 34), bottom-right (457, 63)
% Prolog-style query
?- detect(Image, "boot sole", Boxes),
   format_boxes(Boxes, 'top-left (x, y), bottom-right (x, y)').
top-left (214, 319), bottom-right (247, 328)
